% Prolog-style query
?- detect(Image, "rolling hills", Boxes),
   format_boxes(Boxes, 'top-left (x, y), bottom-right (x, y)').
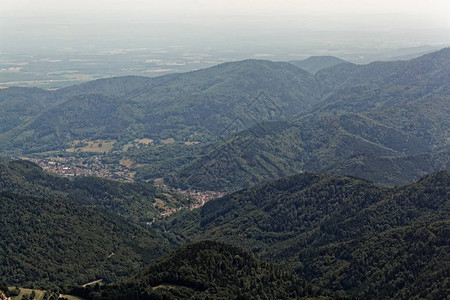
top-left (0, 160), bottom-right (187, 223)
top-left (171, 49), bottom-right (450, 190)
top-left (0, 49), bottom-right (448, 192)
top-left (73, 241), bottom-right (332, 300)
top-left (0, 158), bottom-right (448, 298)
top-left (158, 171), bottom-right (450, 299)
top-left (0, 59), bottom-right (321, 154)
top-left (0, 160), bottom-right (188, 286)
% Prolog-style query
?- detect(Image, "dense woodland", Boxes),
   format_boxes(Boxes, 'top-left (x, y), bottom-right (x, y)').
top-left (0, 60), bottom-right (320, 154)
top-left (70, 241), bottom-right (336, 300)
top-left (0, 161), bottom-right (448, 298)
top-left (0, 160), bottom-right (187, 223)
top-left (0, 190), bottom-right (171, 286)
top-left (0, 160), bottom-right (180, 286)
top-left (159, 171), bottom-right (450, 299)
top-left (0, 49), bottom-right (449, 299)
top-left (174, 49), bottom-right (450, 190)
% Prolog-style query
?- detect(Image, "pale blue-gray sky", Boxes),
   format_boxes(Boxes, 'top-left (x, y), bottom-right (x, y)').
top-left (1, 0), bottom-right (449, 57)
top-left (1, 0), bottom-right (449, 88)
top-left (1, 0), bottom-right (449, 29)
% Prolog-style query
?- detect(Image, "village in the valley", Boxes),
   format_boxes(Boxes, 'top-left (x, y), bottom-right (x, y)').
top-left (20, 155), bottom-right (134, 182)
top-left (19, 155), bottom-right (226, 220)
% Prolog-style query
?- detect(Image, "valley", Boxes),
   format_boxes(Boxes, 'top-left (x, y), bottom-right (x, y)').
top-left (0, 48), bottom-right (448, 299)
top-left (2, 49), bottom-right (449, 193)
top-left (19, 155), bottom-right (134, 182)
top-left (0, 159), bottom-right (448, 299)
top-left (2, 0), bottom-right (450, 298)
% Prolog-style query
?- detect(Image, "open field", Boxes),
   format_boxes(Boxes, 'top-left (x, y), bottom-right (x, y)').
top-left (161, 138), bottom-right (175, 144)
top-left (66, 140), bottom-right (116, 153)
top-left (122, 143), bottom-right (134, 151)
top-left (10, 288), bottom-right (84, 300)
top-left (11, 288), bottom-right (45, 300)
top-left (123, 138), bottom-right (154, 151)
top-left (119, 158), bottom-right (134, 168)
top-left (135, 138), bottom-right (154, 144)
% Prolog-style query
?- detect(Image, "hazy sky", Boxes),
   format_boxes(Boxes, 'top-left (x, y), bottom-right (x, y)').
top-left (1, 0), bottom-right (449, 59)
top-left (2, 0), bottom-right (450, 29)
top-left (1, 0), bottom-right (449, 15)
top-left (1, 0), bottom-right (449, 88)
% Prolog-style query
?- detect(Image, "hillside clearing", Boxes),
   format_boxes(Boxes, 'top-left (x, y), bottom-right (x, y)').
top-left (66, 140), bottom-right (116, 153)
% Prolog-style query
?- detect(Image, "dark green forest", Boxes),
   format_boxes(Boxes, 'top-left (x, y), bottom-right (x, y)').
top-left (0, 160), bottom-right (187, 223)
top-left (0, 60), bottom-right (320, 154)
top-left (0, 160), bottom-right (183, 286)
top-left (0, 161), bottom-right (448, 298)
top-left (158, 171), bottom-right (450, 299)
top-left (173, 49), bottom-right (450, 190)
top-left (72, 241), bottom-right (334, 300)
top-left (0, 189), bottom-right (175, 286)
top-left (0, 49), bottom-right (449, 299)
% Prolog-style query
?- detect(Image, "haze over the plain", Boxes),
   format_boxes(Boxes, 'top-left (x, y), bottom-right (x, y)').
top-left (1, 0), bottom-right (449, 88)
top-left (3, 0), bottom-right (449, 50)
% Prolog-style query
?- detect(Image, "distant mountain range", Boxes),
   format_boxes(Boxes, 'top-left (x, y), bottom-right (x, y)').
top-left (1, 43), bottom-right (449, 300)
top-left (0, 49), bottom-right (448, 191)
top-left (171, 48), bottom-right (450, 190)
top-left (0, 60), bottom-right (320, 153)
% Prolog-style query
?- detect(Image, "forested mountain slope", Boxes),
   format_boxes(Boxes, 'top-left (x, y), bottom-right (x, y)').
top-left (0, 60), bottom-right (320, 153)
top-left (0, 190), bottom-right (174, 287)
top-left (0, 160), bottom-right (448, 299)
top-left (0, 160), bottom-right (187, 223)
top-left (173, 49), bottom-right (450, 190)
top-left (315, 47), bottom-right (450, 95)
top-left (72, 241), bottom-right (333, 300)
top-left (0, 87), bottom-right (60, 134)
top-left (175, 109), bottom-right (449, 190)
top-left (0, 160), bottom-right (192, 286)
top-left (0, 49), bottom-right (448, 191)
top-left (158, 171), bottom-right (450, 299)
top-left (4, 48), bottom-right (447, 155)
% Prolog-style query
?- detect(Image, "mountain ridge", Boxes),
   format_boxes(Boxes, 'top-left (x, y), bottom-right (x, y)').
top-left (158, 170), bottom-right (450, 299)
top-left (0, 48), bottom-right (448, 191)
top-left (73, 240), bottom-right (332, 299)
top-left (289, 55), bottom-right (347, 73)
